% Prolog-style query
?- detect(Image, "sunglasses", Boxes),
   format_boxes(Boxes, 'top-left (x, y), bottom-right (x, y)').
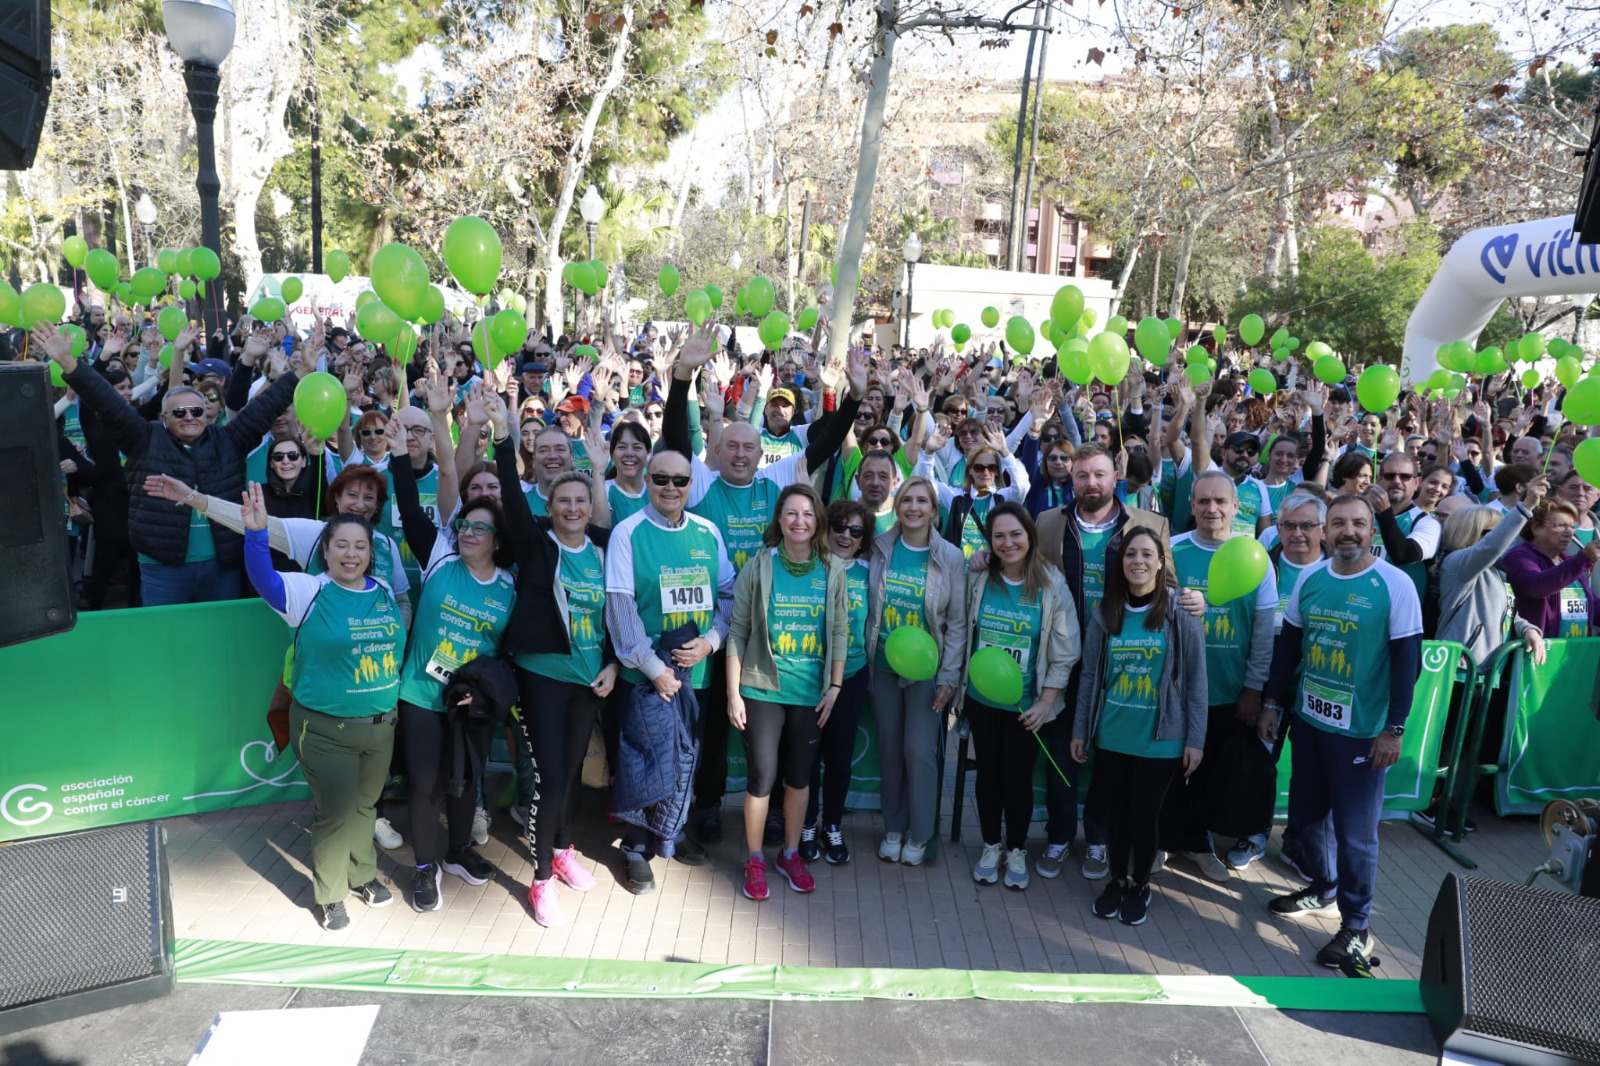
top-left (866, 437), bottom-right (894, 449)
top-left (1380, 471), bottom-right (1416, 481)
top-left (1046, 453), bottom-right (1072, 462)
top-left (971, 462), bottom-right (999, 474)
top-left (644, 409), bottom-right (664, 419)
top-left (1229, 444), bottom-right (1260, 455)
top-left (270, 451), bottom-right (302, 463)
top-left (452, 518), bottom-right (497, 536)
top-left (167, 405), bottom-right (206, 419)
top-left (1040, 433), bottom-right (1063, 444)
top-left (831, 519), bottom-right (866, 539)
top-left (650, 473), bottom-right (692, 487)
top-left (358, 427), bottom-right (386, 439)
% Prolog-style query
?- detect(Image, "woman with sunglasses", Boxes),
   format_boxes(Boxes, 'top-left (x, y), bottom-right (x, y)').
top-left (866, 475), bottom-right (968, 866)
top-left (796, 499), bottom-right (875, 865)
top-left (393, 495), bottom-right (517, 913)
top-left (726, 484), bottom-right (849, 899)
top-left (335, 410), bottom-right (392, 471)
top-left (1071, 527), bottom-right (1206, 926)
top-left (260, 438), bottom-right (323, 567)
top-left (240, 483), bottom-right (406, 931)
top-left (916, 429), bottom-right (1031, 560)
top-left (960, 503), bottom-right (1079, 890)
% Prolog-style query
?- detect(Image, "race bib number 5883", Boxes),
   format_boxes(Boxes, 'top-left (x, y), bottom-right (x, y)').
top-left (1301, 677), bottom-right (1352, 731)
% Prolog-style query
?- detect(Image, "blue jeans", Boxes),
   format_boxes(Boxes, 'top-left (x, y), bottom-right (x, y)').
top-left (1287, 719), bottom-right (1387, 930)
top-left (139, 558), bottom-right (241, 607)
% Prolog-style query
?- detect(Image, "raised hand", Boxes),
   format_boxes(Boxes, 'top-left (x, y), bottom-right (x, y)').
top-left (675, 323), bottom-right (716, 376)
top-left (845, 348), bottom-right (869, 398)
top-left (241, 483), bottom-right (268, 531)
top-left (709, 351), bottom-right (735, 390)
top-left (174, 322), bottom-right (202, 354)
top-left (425, 363), bottom-right (454, 416)
top-left (384, 414), bottom-right (407, 456)
top-left (482, 383), bottom-right (509, 438)
top-left (30, 321), bottom-right (71, 365)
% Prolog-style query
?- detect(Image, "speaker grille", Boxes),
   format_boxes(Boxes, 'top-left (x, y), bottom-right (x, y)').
top-left (1459, 877), bottom-right (1600, 1059)
top-left (0, 824), bottom-right (168, 1009)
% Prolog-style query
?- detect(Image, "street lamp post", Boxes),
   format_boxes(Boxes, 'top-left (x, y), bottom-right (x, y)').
top-left (901, 233), bottom-right (921, 349)
top-left (134, 194), bottom-right (157, 271)
top-left (162, 0), bottom-right (235, 341)
top-left (729, 250), bottom-right (742, 273)
top-left (579, 184), bottom-right (604, 263)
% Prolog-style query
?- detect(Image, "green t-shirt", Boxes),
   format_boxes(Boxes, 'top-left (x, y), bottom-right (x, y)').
top-left (379, 462), bottom-right (438, 591)
top-left (517, 538), bottom-right (607, 686)
top-left (843, 557), bottom-right (870, 678)
top-left (1232, 475), bottom-right (1273, 537)
top-left (524, 484), bottom-right (549, 518)
top-left (874, 509), bottom-right (897, 535)
top-left (945, 455), bottom-right (966, 488)
top-left (1285, 558), bottom-right (1423, 738)
top-left (1097, 604), bottom-right (1180, 758)
top-left (570, 436), bottom-right (592, 474)
top-left (1169, 454), bottom-right (1199, 534)
top-left (607, 481), bottom-right (649, 524)
top-left (1272, 554), bottom-right (1313, 634)
top-left (1265, 479), bottom-right (1295, 516)
top-left (1171, 532), bottom-right (1272, 705)
top-left (1079, 520), bottom-right (1114, 620)
top-left (397, 556), bottom-right (515, 711)
top-left (742, 552), bottom-right (829, 707)
top-left (291, 579), bottom-right (404, 717)
top-left (246, 437), bottom-right (272, 487)
top-left (760, 427), bottom-right (803, 468)
top-left (607, 510), bottom-right (728, 689)
top-left (875, 539), bottom-right (930, 671)
top-left (966, 576), bottom-right (1042, 709)
top-left (957, 493), bottom-right (997, 560)
top-left (692, 476), bottom-right (780, 572)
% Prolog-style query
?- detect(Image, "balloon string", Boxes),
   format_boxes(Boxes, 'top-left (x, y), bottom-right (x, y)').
top-left (1032, 728), bottom-right (1075, 788)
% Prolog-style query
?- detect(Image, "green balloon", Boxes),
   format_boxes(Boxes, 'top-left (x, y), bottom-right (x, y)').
top-left (176, 249), bottom-right (195, 279)
top-left (758, 310), bottom-right (790, 351)
top-left (746, 277), bottom-right (775, 317)
top-left (981, 306), bottom-right (999, 329)
top-left (63, 235), bottom-right (88, 268)
top-left (685, 289), bottom-right (711, 327)
top-left (1426, 369), bottom-right (1451, 392)
top-left (1572, 437), bottom-right (1600, 485)
top-left (1356, 364), bottom-right (1402, 413)
top-left (355, 299), bottom-right (403, 344)
top-left (572, 344), bottom-right (598, 363)
top-left (654, 263), bottom-right (679, 297)
top-left (280, 276), bottom-right (304, 305)
top-left (1184, 345), bottom-right (1209, 365)
top-left (1304, 340), bottom-right (1332, 361)
top-left (189, 247), bottom-right (221, 281)
top-left (1057, 339), bottom-right (1092, 385)
top-left (158, 305), bottom-right (187, 342)
top-left (1103, 315), bottom-right (1127, 337)
top-left (797, 306), bottom-right (818, 332)
top-left (883, 625), bottom-right (938, 681)
top-left (1087, 331), bottom-right (1131, 385)
top-left (19, 283), bottom-right (65, 329)
top-left (293, 371), bottom-right (347, 441)
top-left (1213, 325), bottom-right (1227, 349)
top-left (1133, 317), bottom-right (1170, 362)
top-left (1185, 363), bottom-right (1212, 384)
top-left (49, 360), bottom-right (64, 387)
top-left (61, 323), bottom-right (86, 358)
top-left (969, 647), bottom-right (1024, 707)
top-left (325, 249), bottom-right (350, 284)
top-left (952, 323), bottom-right (971, 345)
top-left (250, 297), bottom-right (286, 323)
top-left (569, 262), bottom-right (598, 296)
top-left (704, 284), bottom-right (723, 309)
top-left (156, 248), bottom-right (179, 275)
top-left (589, 260), bottom-right (609, 290)
top-left (1521, 368), bottom-right (1542, 389)
top-left (1473, 348), bottom-right (1507, 376)
top-left (490, 308), bottom-right (527, 354)
top-left (1556, 356), bottom-right (1582, 389)
top-left (371, 243), bottom-right (431, 322)
top-left (1004, 316), bottom-right (1035, 356)
top-left (1563, 376), bottom-right (1600, 425)
top-left (1238, 313), bottom-right (1265, 346)
top-left (158, 343), bottom-right (173, 368)
top-left (354, 290), bottom-right (378, 311)
top-left (84, 248), bottom-right (120, 291)
top-left (1050, 285), bottom-right (1084, 331)
top-left (1248, 368), bottom-right (1277, 395)
top-left (1519, 332), bottom-right (1546, 362)
top-left (1207, 536), bottom-right (1269, 605)
top-left (0, 280), bottom-right (17, 326)
top-left (130, 267), bottom-right (166, 301)
top-left (1080, 307), bottom-right (1098, 330)
top-left (1286, 337), bottom-right (1301, 351)
top-left (734, 288), bottom-right (747, 315)
top-left (390, 328), bottom-right (418, 365)
top-left (1164, 317), bottom-right (1182, 343)
top-left (1269, 327), bottom-right (1290, 350)
top-left (441, 216), bottom-right (502, 295)
top-left (1313, 354), bottom-right (1346, 385)
top-left (114, 282), bottom-right (132, 305)
top-left (469, 318), bottom-right (497, 368)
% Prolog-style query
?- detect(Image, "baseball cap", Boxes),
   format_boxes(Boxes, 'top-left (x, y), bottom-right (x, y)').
top-left (555, 395), bottom-right (590, 415)
top-left (768, 386), bottom-right (797, 407)
top-left (192, 358), bottom-right (232, 379)
top-left (1224, 431), bottom-right (1261, 452)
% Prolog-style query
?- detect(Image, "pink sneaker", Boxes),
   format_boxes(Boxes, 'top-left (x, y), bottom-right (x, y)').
top-left (552, 846), bottom-right (596, 891)
top-left (775, 850), bottom-right (816, 893)
top-left (742, 856), bottom-right (769, 901)
top-left (528, 877), bottom-right (565, 927)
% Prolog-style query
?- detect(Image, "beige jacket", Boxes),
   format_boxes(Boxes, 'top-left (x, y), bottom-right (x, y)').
top-left (953, 567), bottom-right (1082, 721)
top-left (865, 525), bottom-right (970, 690)
top-left (727, 549), bottom-right (850, 693)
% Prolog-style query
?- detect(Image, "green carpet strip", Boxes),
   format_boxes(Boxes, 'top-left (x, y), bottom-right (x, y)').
top-left (174, 939), bottom-right (1423, 1012)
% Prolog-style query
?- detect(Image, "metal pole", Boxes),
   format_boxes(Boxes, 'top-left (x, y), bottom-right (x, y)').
top-left (310, 104), bottom-right (324, 274)
top-left (141, 224), bottom-right (154, 272)
top-left (586, 222), bottom-right (597, 263)
top-left (1005, 2), bottom-right (1041, 272)
top-left (183, 60), bottom-right (224, 340)
top-left (1018, 0), bottom-right (1052, 274)
top-left (902, 260), bottom-right (915, 348)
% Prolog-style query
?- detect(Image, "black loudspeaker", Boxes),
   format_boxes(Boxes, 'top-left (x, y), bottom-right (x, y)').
top-left (0, 822), bottom-right (174, 1036)
top-left (1422, 873), bottom-right (1600, 1066)
top-left (0, 362), bottom-right (75, 647)
top-left (0, 0), bottom-right (50, 170)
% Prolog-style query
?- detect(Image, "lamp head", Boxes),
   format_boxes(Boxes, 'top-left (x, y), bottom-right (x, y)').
top-left (162, 0), bottom-right (236, 67)
top-left (135, 193), bottom-right (158, 226)
top-left (902, 233), bottom-right (922, 263)
top-left (579, 183), bottom-right (605, 225)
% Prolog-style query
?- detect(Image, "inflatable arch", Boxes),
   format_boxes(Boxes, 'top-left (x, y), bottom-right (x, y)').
top-left (1402, 214), bottom-right (1596, 383)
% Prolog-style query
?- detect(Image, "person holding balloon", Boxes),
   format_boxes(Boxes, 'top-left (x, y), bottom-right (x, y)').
top-left (866, 475), bottom-right (968, 866)
top-left (1070, 527), bottom-right (1207, 926)
top-left (959, 503), bottom-right (1079, 890)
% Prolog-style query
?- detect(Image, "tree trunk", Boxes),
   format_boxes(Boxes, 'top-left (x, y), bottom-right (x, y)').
top-left (542, 4), bottom-right (635, 330)
top-left (1166, 225), bottom-right (1198, 319)
top-left (1005, 10), bottom-right (1039, 272)
top-left (1106, 238), bottom-right (1141, 319)
top-left (825, 0), bottom-right (899, 369)
top-left (1017, 0), bottom-right (1051, 274)
top-left (1149, 245), bottom-right (1162, 320)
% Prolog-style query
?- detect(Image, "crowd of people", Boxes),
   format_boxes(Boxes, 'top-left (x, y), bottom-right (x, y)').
top-left (27, 292), bottom-right (1600, 969)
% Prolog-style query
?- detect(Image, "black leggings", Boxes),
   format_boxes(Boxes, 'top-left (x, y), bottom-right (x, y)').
top-left (806, 669), bottom-right (869, 827)
top-left (398, 700), bottom-right (491, 865)
top-left (968, 701), bottom-right (1041, 850)
top-left (1097, 747), bottom-right (1182, 885)
top-left (514, 670), bottom-right (602, 881)
top-left (743, 697), bottom-right (821, 798)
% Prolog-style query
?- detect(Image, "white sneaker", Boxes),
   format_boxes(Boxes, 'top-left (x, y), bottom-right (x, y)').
top-left (973, 842), bottom-right (1004, 884)
top-left (472, 806), bottom-right (490, 846)
top-left (900, 839), bottom-right (928, 866)
top-left (373, 816), bottom-right (403, 850)
top-left (1185, 849), bottom-right (1233, 882)
top-left (878, 832), bottom-right (903, 863)
top-left (1003, 848), bottom-right (1030, 890)
top-left (1151, 849), bottom-right (1168, 874)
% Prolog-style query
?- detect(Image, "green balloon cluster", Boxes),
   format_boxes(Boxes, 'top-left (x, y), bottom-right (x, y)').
top-left (758, 310), bottom-right (790, 351)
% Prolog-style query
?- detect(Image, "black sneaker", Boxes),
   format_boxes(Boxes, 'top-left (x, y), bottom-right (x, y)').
top-left (1269, 886), bottom-right (1339, 919)
top-left (1092, 880), bottom-right (1125, 920)
top-left (798, 824), bottom-right (821, 862)
top-left (624, 852), bottom-right (656, 895)
top-left (691, 805), bottom-right (723, 845)
top-left (411, 864), bottom-right (442, 912)
top-left (823, 825), bottom-right (850, 865)
top-left (319, 901), bottom-right (350, 930)
top-left (1411, 806), bottom-right (1439, 829)
top-left (1315, 925), bottom-right (1374, 969)
top-left (1276, 846), bottom-right (1314, 885)
top-left (672, 834), bottom-right (708, 867)
top-left (351, 878), bottom-right (393, 908)
top-left (443, 847), bottom-right (494, 886)
top-left (763, 810), bottom-right (783, 847)
top-left (1119, 883), bottom-right (1151, 926)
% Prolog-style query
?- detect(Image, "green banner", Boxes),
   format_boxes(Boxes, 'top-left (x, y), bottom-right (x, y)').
top-left (0, 600), bottom-right (302, 843)
top-left (1496, 637), bottom-right (1600, 815)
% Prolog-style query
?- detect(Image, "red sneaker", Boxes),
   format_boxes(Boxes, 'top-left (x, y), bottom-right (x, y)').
top-left (776, 850), bottom-right (816, 893)
top-left (742, 856), bottom-right (769, 901)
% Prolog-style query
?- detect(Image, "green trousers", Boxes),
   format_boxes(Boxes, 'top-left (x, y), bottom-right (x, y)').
top-left (290, 700), bottom-right (397, 905)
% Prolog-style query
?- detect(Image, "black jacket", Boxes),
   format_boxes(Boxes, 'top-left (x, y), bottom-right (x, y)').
top-left (65, 360), bottom-right (298, 567)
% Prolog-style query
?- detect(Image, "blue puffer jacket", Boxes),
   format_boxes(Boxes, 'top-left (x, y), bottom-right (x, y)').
top-left (611, 624), bottom-right (701, 842)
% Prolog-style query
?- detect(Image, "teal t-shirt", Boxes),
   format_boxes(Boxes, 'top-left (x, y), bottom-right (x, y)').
top-left (759, 427), bottom-right (803, 468)
top-left (609, 511), bottom-right (726, 689)
top-left (1171, 532), bottom-right (1262, 705)
top-left (1272, 554), bottom-right (1312, 634)
top-left (517, 538), bottom-right (607, 686)
top-left (873, 509), bottom-right (897, 535)
top-left (875, 539), bottom-right (930, 670)
top-left (957, 493), bottom-right (997, 560)
top-left (524, 484), bottom-right (549, 518)
top-left (1265, 479), bottom-right (1294, 516)
top-left (1096, 604), bottom-right (1180, 758)
top-left (692, 476), bottom-right (780, 572)
top-left (291, 579), bottom-right (404, 717)
top-left (1169, 455), bottom-right (1199, 534)
top-left (743, 552), bottom-right (829, 707)
top-left (1286, 558), bottom-right (1423, 738)
top-left (966, 576), bottom-right (1042, 709)
top-left (1233, 475), bottom-right (1273, 537)
top-left (843, 557), bottom-right (869, 678)
top-left (607, 481), bottom-right (649, 524)
top-left (1079, 520), bottom-right (1113, 619)
top-left (397, 556), bottom-right (515, 711)
top-left (246, 437), bottom-right (272, 487)
top-left (379, 462), bottom-right (439, 591)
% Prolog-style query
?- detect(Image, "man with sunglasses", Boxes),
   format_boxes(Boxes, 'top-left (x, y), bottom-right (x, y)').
top-left (1217, 431), bottom-right (1274, 537)
top-left (37, 319), bottom-right (315, 607)
top-left (1364, 451), bottom-right (1441, 599)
